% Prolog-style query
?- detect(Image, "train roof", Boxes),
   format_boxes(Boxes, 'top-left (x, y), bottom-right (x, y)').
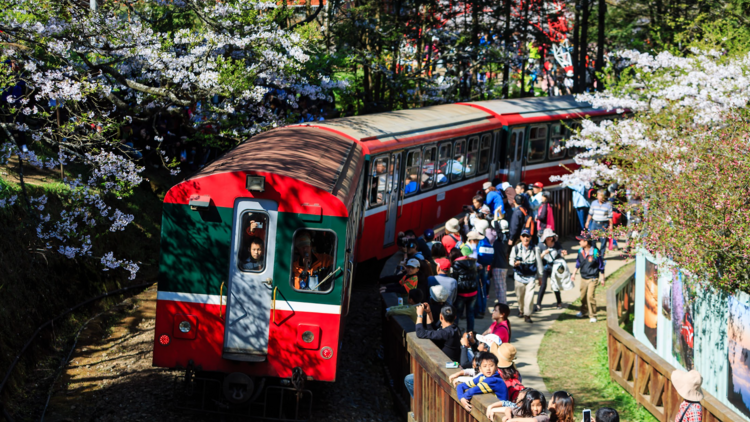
top-left (193, 127), bottom-right (363, 206)
top-left (310, 104), bottom-right (491, 143)
top-left (459, 95), bottom-right (601, 118)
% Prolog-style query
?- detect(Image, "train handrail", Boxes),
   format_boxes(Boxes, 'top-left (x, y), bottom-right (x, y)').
top-left (219, 281), bottom-right (226, 318)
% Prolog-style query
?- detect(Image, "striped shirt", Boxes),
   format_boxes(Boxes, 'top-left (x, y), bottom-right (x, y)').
top-left (589, 200), bottom-right (613, 222)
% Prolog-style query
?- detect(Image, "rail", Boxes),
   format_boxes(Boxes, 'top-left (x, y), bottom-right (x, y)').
top-left (382, 292), bottom-right (495, 422)
top-left (606, 266), bottom-right (740, 422)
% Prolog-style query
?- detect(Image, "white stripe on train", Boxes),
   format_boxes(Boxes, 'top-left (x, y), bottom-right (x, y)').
top-left (156, 291), bottom-right (342, 314)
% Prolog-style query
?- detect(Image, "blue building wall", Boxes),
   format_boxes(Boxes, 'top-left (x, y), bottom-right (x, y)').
top-left (632, 251), bottom-right (750, 421)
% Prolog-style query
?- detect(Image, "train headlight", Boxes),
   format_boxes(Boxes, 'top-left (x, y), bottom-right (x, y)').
top-left (173, 314), bottom-right (198, 340)
top-left (246, 175), bottom-right (265, 192)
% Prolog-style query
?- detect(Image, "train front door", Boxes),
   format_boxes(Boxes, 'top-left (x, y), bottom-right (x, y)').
top-left (507, 127), bottom-right (525, 187)
top-left (383, 151), bottom-right (402, 247)
top-left (222, 198), bottom-right (278, 361)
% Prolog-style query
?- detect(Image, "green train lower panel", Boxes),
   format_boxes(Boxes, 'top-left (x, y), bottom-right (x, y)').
top-left (158, 202), bottom-right (348, 306)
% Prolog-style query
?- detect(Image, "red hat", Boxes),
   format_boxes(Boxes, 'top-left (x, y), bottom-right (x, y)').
top-left (532, 182), bottom-right (544, 189)
top-left (434, 258), bottom-right (451, 272)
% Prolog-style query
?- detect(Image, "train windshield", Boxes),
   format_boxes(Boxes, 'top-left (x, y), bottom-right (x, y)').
top-left (239, 212), bottom-right (269, 272)
top-left (291, 230), bottom-right (337, 293)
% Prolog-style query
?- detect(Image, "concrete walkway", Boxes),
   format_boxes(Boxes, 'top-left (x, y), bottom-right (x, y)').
top-left (473, 237), bottom-right (631, 397)
top-left (381, 235), bottom-right (632, 397)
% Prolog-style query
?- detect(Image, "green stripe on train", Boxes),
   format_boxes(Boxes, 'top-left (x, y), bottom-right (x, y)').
top-left (158, 202), bottom-right (348, 306)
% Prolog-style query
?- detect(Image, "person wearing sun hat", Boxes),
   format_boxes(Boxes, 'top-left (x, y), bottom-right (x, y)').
top-left (442, 217), bottom-right (463, 253)
top-left (672, 369), bottom-right (703, 421)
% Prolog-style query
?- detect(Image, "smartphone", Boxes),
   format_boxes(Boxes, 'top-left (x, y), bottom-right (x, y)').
top-left (256, 222), bottom-right (263, 229)
top-left (583, 409), bottom-right (591, 422)
top-left (445, 361), bottom-right (459, 368)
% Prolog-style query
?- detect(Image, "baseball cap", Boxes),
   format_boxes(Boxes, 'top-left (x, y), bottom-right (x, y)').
top-left (532, 182), bottom-right (544, 189)
top-left (430, 285), bottom-right (450, 303)
top-left (476, 333), bottom-right (502, 348)
top-left (294, 234), bottom-right (311, 248)
top-left (520, 229), bottom-right (532, 237)
top-left (434, 258), bottom-right (451, 272)
top-left (406, 258), bottom-right (421, 268)
top-left (482, 182), bottom-right (493, 190)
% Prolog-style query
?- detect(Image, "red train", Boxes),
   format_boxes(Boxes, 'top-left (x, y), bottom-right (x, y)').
top-left (152, 95), bottom-right (617, 416)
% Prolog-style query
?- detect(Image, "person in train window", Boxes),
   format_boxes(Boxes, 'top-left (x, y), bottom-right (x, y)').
top-left (292, 232), bottom-right (334, 290)
top-left (241, 237), bottom-right (264, 271)
top-left (404, 173), bottom-right (420, 195)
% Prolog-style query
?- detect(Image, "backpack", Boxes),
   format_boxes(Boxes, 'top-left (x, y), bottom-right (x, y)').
top-left (505, 377), bottom-right (526, 402)
top-left (477, 237), bottom-right (494, 266)
top-left (452, 258), bottom-right (478, 293)
top-left (512, 244), bottom-right (538, 277)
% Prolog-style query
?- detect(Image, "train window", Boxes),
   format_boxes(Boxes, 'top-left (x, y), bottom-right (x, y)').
top-left (464, 137), bottom-right (479, 177)
top-left (421, 146), bottom-right (437, 190)
top-left (436, 143), bottom-right (451, 186)
top-left (404, 149), bottom-right (422, 197)
top-left (478, 134), bottom-right (492, 173)
top-left (239, 212), bottom-right (269, 272)
top-left (548, 124), bottom-right (566, 160)
top-left (451, 139), bottom-right (466, 182)
top-left (527, 126), bottom-right (547, 163)
top-left (368, 156), bottom-right (389, 208)
top-left (290, 229), bottom-right (337, 293)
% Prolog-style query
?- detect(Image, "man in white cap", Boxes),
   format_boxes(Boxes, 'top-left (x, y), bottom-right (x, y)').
top-left (671, 369), bottom-right (703, 422)
top-left (442, 217), bottom-right (462, 252)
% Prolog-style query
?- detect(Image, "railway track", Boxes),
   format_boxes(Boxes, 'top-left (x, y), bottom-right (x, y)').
top-left (39, 283), bottom-right (398, 422)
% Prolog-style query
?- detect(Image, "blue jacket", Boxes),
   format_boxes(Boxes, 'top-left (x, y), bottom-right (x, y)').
top-left (569, 184), bottom-right (591, 209)
top-left (457, 372), bottom-right (508, 401)
top-left (485, 190), bottom-right (505, 217)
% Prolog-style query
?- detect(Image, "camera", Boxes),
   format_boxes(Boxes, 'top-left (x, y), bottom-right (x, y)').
top-left (462, 205), bottom-right (475, 213)
top-left (256, 222), bottom-right (263, 229)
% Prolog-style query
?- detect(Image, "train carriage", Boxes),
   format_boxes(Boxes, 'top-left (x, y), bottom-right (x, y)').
top-left (152, 95), bottom-right (619, 411)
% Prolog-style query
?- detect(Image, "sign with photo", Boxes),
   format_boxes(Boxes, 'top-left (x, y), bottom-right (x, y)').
top-left (671, 271), bottom-right (693, 370)
top-left (643, 258), bottom-right (658, 348)
top-left (728, 296), bottom-right (750, 418)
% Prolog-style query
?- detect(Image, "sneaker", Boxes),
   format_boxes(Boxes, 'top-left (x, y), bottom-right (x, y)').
top-left (590, 317), bottom-right (597, 323)
top-left (576, 312), bottom-right (584, 318)
top-left (534, 304), bottom-right (541, 312)
top-left (524, 316), bottom-right (533, 323)
top-left (556, 303), bottom-right (564, 309)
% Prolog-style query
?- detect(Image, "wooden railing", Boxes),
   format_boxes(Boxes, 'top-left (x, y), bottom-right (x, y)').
top-left (381, 292), bottom-right (416, 416)
top-left (606, 266), bottom-right (741, 422)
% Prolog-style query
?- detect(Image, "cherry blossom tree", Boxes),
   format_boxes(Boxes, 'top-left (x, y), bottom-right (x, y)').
top-left (0, 0), bottom-right (345, 279)
top-left (554, 49), bottom-right (750, 292)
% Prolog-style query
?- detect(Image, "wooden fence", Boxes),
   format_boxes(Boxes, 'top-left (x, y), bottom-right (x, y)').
top-left (548, 187), bottom-right (577, 238)
top-left (606, 268), bottom-right (741, 422)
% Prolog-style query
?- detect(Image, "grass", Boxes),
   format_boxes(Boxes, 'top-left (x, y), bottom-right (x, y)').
top-left (538, 262), bottom-right (657, 422)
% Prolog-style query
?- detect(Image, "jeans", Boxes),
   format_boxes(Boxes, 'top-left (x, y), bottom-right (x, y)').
top-left (405, 373), bottom-right (414, 398)
top-left (474, 267), bottom-right (489, 317)
top-left (589, 220), bottom-right (610, 253)
top-left (454, 294), bottom-right (477, 332)
top-left (576, 207), bottom-right (589, 234)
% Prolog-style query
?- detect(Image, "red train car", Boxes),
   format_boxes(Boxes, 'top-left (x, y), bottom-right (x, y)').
top-left (152, 95), bottom-right (617, 416)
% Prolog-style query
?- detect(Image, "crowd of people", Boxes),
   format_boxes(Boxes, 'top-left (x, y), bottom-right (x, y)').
top-left (377, 177), bottom-right (690, 421)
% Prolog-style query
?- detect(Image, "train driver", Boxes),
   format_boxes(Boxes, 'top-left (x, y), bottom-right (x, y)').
top-left (240, 237), bottom-right (264, 271)
top-left (292, 232), bottom-right (334, 290)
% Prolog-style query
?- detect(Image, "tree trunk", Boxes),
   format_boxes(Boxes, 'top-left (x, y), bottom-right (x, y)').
top-left (578, 0), bottom-right (590, 93)
top-left (572, 2), bottom-right (580, 93)
top-left (501, 0), bottom-right (511, 98)
top-left (595, 0), bottom-right (606, 91)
